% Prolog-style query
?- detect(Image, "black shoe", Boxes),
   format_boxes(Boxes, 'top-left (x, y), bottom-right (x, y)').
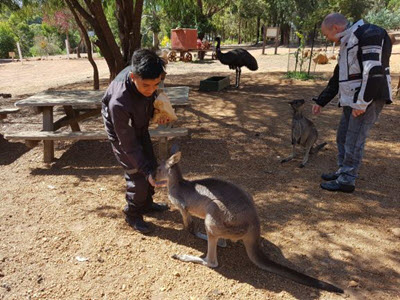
top-left (125, 215), bottom-right (153, 234)
top-left (321, 172), bottom-right (340, 181)
top-left (143, 202), bottom-right (169, 214)
top-left (320, 180), bottom-right (355, 193)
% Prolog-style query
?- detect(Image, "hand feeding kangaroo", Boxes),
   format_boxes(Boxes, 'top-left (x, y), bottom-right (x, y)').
top-left (155, 151), bottom-right (343, 293)
top-left (281, 99), bottom-right (327, 167)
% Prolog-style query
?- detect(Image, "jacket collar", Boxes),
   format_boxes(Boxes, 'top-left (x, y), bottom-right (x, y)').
top-left (336, 19), bottom-right (364, 41)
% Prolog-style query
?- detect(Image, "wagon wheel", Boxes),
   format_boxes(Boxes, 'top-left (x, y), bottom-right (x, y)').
top-left (167, 51), bottom-right (177, 62)
top-left (183, 52), bottom-right (192, 62)
top-left (211, 51), bottom-right (217, 60)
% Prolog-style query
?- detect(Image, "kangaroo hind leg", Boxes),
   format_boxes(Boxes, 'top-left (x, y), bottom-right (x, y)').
top-left (194, 231), bottom-right (227, 247)
top-left (281, 144), bottom-right (296, 163)
top-left (172, 231), bottom-right (219, 268)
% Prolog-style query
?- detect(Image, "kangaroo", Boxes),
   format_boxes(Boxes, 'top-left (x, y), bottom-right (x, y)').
top-left (155, 151), bottom-right (343, 293)
top-left (281, 99), bottom-right (327, 168)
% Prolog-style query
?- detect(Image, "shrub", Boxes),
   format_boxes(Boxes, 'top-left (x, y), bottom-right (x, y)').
top-left (365, 8), bottom-right (400, 30)
top-left (0, 22), bottom-right (16, 58)
top-left (30, 35), bottom-right (62, 57)
top-left (160, 35), bottom-right (170, 48)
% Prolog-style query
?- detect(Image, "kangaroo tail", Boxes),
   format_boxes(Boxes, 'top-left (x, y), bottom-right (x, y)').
top-left (243, 238), bottom-right (343, 293)
top-left (311, 142), bottom-right (327, 154)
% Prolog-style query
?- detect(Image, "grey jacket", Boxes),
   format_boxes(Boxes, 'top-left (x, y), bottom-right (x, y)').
top-left (316, 20), bottom-right (392, 109)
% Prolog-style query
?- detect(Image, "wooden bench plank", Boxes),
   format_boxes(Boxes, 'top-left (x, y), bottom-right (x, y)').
top-left (4, 128), bottom-right (188, 141)
top-left (0, 107), bottom-right (20, 120)
top-left (0, 107), bottom-right (20, 114)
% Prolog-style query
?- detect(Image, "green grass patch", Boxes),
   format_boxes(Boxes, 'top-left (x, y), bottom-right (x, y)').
top-left (285, 71), bottom-right (316, 81)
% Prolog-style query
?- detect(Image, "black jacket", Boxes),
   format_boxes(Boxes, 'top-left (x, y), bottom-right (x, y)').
top-left (102, 66), bottom-right (157, 176)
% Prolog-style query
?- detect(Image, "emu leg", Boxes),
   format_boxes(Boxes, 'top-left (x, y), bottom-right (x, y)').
top-left (237, 67), bottom-right (241, 88)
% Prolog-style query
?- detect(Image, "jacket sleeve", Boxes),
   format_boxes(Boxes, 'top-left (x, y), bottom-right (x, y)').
top-left (354, 29), bottom-right (388, 110)
top-left (314, 64), bottom-right (339, 107)
top-left (109, 103), bottom-right (153, 177)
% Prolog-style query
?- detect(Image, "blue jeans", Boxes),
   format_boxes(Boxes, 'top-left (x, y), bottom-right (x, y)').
top-left (335, 99), bottom-right (385, 185)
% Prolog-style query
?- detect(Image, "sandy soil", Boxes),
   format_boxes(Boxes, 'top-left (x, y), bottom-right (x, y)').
top-left (0, 45), bottom-right (399, 300)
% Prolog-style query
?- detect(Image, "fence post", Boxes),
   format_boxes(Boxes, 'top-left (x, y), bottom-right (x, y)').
top-left (274, 26), bottom-right (280, 55)
top-left (16, 42), bottom-right (23, 64)
top-left (65, 39), bottom-right (70, 59)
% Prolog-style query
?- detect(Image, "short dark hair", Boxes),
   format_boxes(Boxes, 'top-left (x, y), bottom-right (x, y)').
top-left (131, 49), bottom-right (166, 79)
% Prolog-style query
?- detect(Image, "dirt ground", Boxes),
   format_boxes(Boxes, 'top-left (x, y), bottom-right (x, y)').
top-left (0, 45), bottom-right (400, 300)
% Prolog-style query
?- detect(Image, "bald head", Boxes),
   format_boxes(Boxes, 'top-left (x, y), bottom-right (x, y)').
top-left (322, 13), bottom-right (348, 30)
top-left (321, 13), bottom-right (349, 43)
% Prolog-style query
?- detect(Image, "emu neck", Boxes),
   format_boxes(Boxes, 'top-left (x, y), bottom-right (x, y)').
top-left (216, 39), bottom-right (222, 58)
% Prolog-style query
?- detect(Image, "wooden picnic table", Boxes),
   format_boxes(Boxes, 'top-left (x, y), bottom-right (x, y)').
top-left (9, 86), bottom-right (190, 162)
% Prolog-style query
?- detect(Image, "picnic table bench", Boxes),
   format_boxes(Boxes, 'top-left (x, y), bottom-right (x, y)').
top-left (4, 87), bottom-right (190, 162)
top-left (0, 107), bottom-right (20, 120)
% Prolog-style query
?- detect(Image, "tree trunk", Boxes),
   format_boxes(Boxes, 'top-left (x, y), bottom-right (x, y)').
top-left (69, 0), bottom-right (122, 79)
top-left (152, 32), bottom-right (160, 50)
top-left (280, 23), bottom-right (290, 45)
top-left (238, 17), bottom-right (241, 44)
top-left (66, 0), bottom-right (99, 89)
top-left (256, 16), bottom-right (260, 44)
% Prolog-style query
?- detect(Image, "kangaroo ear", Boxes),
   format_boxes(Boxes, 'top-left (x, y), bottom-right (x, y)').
top-left (166, 151), bottom-right (181, 167)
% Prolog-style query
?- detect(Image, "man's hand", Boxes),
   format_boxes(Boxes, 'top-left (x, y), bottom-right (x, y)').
top-left (312, 104), bottom-right (322, 115)
top-left (352, 109), bottom-right (365, 118)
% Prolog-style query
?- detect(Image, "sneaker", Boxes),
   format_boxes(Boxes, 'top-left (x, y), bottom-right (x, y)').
top-left (143, 202), bottom-right (169, 214)
top-left (320, 180), bottom-right (355, 193)
top-left (321, 172), bottom-right (340, 181)
top-left (125, 215), bottom-right (153, 234)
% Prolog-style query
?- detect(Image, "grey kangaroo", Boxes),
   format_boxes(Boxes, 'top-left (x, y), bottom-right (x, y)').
top-left (281, 99), bottom-right (327, 167)
top-left (155, 151), bottom-right (343, 293)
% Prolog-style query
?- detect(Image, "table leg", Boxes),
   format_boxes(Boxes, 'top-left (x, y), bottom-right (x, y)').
top-left (63, 105), bottom-right (81, 131)
top-left (42, 106), bottom-right (54, 163)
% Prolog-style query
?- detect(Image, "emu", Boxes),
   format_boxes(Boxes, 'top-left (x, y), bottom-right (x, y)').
top-left (215, 37), bottom-right (258, 88)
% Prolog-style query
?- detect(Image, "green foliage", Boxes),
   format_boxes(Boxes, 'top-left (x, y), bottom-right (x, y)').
top-left (104, 0), bottom-right (119, 45)
top-left (0, 22), bottom-right (16, 58)
top-left (293, 31), bottom-right (310, 72)
top-left (14, 22), bottom-right (35, 56)
top-left (29, 35), bottom-right (62, 57)
top-left (365, 8), bottom-right (400, 30)
top-left (388, 0), bottom-right (400, 10)
top-left (285, 71), bottom-right (315, 80)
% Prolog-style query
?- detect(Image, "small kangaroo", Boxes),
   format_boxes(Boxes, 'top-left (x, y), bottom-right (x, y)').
top-left (155, 151), bottom-right (343, 293)
top-left (281, 99), bottom-right (327, 168)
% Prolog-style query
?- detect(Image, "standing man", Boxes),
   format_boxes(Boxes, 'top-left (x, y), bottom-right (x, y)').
top-left (102, 49), bottom-right (169, 234)
top-left (313, 13), bottom-right (392, 193)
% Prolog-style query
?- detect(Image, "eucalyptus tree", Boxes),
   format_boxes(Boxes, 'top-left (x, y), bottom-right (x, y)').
top-left (161, 0), bottom-right (229, 39)
top-left (142, 0), bottom-right (162, 50)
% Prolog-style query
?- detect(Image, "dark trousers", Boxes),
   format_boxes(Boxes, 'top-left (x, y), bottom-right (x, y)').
top-left (111, 141), bottom-right (155, 217)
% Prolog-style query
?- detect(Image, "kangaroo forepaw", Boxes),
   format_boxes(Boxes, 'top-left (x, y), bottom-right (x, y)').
top-left (299, 163), bottom-right (306, 168)
top-left (281, 157), bottom-right (292, 163)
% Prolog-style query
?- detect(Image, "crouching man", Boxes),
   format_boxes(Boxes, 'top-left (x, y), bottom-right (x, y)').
top-left (102, 49), bottom-right (169, 233)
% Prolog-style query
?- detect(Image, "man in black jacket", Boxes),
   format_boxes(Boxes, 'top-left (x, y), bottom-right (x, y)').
top-left (102, 49), bottom-right (169, 233)
top-left (313, 13), bottom-right (392, 193)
